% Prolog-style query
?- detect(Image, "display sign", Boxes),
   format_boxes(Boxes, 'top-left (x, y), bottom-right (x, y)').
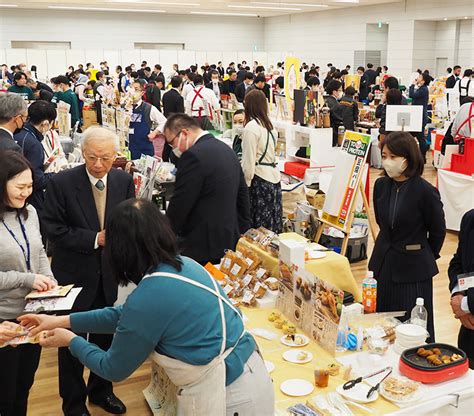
top-left (385, 105), bottom-right (423, 132)
top-left (57, 101), bottom-right (71, 137)
top-left (344, 75), bottom-right (361, 92)
top-left (322, 131), bottom-right (371, 229)
top-left (284, 57), bottom-right (301, 104)
top-left (276, 240), bottom-right (344, 354)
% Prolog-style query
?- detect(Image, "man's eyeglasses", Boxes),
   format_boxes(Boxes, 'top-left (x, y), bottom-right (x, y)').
top-left (167, 130), bottom-right (182, 146)
top-left (17, 114), bottom-right (28, 122)
top-left (84, 154), bottom-right (116, 164)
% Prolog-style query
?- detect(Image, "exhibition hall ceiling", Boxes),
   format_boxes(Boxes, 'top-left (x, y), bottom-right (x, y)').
top-left (0, 0), bottom-right (401, 17)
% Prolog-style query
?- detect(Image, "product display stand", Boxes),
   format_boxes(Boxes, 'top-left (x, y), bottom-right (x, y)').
top-left (313, 181), bottom-right (376, 256)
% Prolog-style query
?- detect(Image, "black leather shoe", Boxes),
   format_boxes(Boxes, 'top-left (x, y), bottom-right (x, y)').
top-left (89, 394), bottom-right (127, 414)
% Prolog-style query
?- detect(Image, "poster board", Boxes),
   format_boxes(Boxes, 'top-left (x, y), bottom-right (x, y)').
top-left (321, 131), bottom-right (371, 230)
top-left (284, 57), bottom-right (301, 104)
top-left (386, 105), bottom-right (423, 132)
top-left (276, 240), bottom-right (344, 355)
top-left (344, 75), bottom-right (361, 92)
top-left (57, 102), bottom-right (71, 137)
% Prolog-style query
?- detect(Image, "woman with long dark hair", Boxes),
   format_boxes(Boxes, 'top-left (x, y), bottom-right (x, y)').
top-left (20, 199), bottom-right (274, 415)
top-left (0, 151), bottom-right (56, 416)
top-left (242, 89), bottom-right (282, 233)
top-left (369, 132), bottom-right (446, 341)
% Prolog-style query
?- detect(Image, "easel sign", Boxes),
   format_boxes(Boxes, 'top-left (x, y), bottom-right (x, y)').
top-left (385, 105), bottom-right (423, 132)
top-left (315, 131), bottom-right (375, 256)
top-left (57, 102), bottom-right (71, 137)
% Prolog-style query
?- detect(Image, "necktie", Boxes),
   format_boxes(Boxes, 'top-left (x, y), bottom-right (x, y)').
top-left (95, 179), bottom-right (105, 191)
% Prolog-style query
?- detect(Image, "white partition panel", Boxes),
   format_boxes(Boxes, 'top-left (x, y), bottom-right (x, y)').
top-left (66, 50), bottom-right (86, 69)
top-left (46, 50), bottom-right (67, 80)
top-left (85, 50), bottom-right (105, 68)
top-left (222, 52), bottom-right (238, 66)
top-left (139, 50), bottom-right (160, 67)
top-left (120, 50), bottom-right (141, 68)
top-left (252, 52), bottom-right (268, 68)
top-left (103, 50), bottom-right (120, 73)
top-left (26, 50), bottom-right (48, 80)
top-left (267, 52), bottom-right (283, 66)
top-left (6, 49), bottom-right (27, 67)
top-left (238, 52), bottom-right (253, 65)
top-left (0, 50), bottom-right (6, 66)
top-left (206, 51), bottom-right (223, 65)
top-left (159, 50), bottom-right (178, 79)
top-left (177, 50), bottom-right (196, 70)
top-left (194, 51), bottom-right (206, 67)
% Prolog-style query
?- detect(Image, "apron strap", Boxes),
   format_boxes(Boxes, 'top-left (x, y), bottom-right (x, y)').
top-left (191, 87), bottom-right (205, 118)
top-left (256, 130), bottom-right (277, 168)
top-left (453, 102), bottom-right (474, 142)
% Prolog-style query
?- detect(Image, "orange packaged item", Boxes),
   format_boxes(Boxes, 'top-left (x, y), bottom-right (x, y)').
top-left (220, 251), bottom-right (236, 275)
top-left (204, 263), bottom-right (226, 281)
top-left (228, 254), bottom-right (248, 280)
top-left (253, 281), bottom-right (268, 299)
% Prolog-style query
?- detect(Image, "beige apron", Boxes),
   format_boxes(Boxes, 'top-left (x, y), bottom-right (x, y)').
top-left (141, 270), bottom-right (246, 416)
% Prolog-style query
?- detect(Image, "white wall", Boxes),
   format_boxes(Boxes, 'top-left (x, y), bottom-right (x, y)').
top-left (366, 23), bottom-right (389, 66)
top-left (0, 9), bottom-right (264, 51)
top-left (413, 21), bottom-right (437, 74)
top-left (457, 19), bottom-right (473, 70)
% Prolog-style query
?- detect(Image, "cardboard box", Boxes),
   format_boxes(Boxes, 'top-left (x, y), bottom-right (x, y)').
top-left (82, 109), bottom-right (98, 130)
top-left (306, 189), bottom-right (326, 210)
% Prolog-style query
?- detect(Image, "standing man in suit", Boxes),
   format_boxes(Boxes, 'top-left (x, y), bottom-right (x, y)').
top-left (446, 65), bottom-right (462, 89)
top-left (235, 72), bottom-right (254, 103)
top-left (205, 70), bottom-right (223, 100)
top-left (217, 61), bottom-right (225, 78)
top-left (449, 209), bottom-right (474, 369)
top-left (162, 76), bottom-right (185, 162)
top-left (164, 114), bottom-right (250, 265)
top-left (222, 70), bottom-right (238, 96)
top-left (364, 63), bottom-right (378, 87)
top-left (0, 93), bottom-right (24, 152)
top-left (42, 127), bottom-right (135, 416)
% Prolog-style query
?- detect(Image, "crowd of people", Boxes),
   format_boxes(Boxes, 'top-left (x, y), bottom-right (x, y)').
top-left (0, 57), bottom-right (473, 415)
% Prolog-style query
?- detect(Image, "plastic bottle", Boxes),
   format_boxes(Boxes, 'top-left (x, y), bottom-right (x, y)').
top-left (410, 298), bottom-right (428, 330)
top-left (362, 271), bottom-right (377, 313)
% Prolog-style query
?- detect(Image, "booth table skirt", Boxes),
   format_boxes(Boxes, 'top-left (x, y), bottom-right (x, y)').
top-left (237, 232), bottom-right (362, 302)
top-left (438, 169), bottom-right (474, 231)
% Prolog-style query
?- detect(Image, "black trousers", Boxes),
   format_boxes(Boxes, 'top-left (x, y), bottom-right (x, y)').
top-left (459, 326), bottom-right (474, 370)
top-left (0, 341), bottom-right (41, 416)
top-left (59, 284), bottom-right (114, 416)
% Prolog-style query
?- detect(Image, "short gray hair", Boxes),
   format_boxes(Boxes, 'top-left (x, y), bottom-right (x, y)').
top-left (81, 126), bottom-right (120, 152)
top-left (0, 93), bottom-right (28, 124)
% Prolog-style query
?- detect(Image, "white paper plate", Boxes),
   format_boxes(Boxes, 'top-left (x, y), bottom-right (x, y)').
top-left (283, 349), bottom-right (313, 364)
top-left (306, 250), bottom-right (327, 259)
top-left (379, 377), bottom-right (422, 405)
top-left (264, 360), bottom-right (275, 374)
top-left (280, 379), bottom-right (315, 397)
top-left (280, 334), bottom-right (310, 347)
top-left (336, 383), bottom-right (379, 404)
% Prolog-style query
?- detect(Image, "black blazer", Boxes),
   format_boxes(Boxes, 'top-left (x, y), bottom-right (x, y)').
top-left (369, 176), bottom-right (446, 283)
top-left (449, 210), bottom-right (474, 311)
top-left (235, 82), bottom-right (247, 103)
top-left (162, 88), bottom-right (185, 118)
top-left (205, 82), bottom-right (223, 95)
top-left (41, 165), bottom-right (135, 310)
top-left (166, 134), bottom-right (251, 263)
top-left (0, 129), bottom-right (21, 152)
top-left (446, 74), bottom-right (458, 89)
top-left (222, 79), bottom-right (237, 95)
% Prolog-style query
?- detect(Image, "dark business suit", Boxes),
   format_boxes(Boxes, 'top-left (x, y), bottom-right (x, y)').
top-left (369, 176), bottom-right (446, 341)
top-left (448, 209), bottom-right (474, 369)
top-left (237, 69), bottom-right (247, 83)
top-left (409, 84), bottom-right (430, 156)
top-left (162, 89), bottom-right (184, 162)
top-left (42, 165), bottom-right (135, 415)
top-left (365, 69), bottom-right (377, 86)
top-left (167, 134), bottom-right (251, 264)
top-left (205, 81), bottom-right (223, 96)
top-left (222, 79), bottom-right (237, 95)
top-left (235, 82), bottom-right (248, 103)
top-left (0, 128), bottom-right (21, 152)
top-left (446, 74), bottom-right (458, 89)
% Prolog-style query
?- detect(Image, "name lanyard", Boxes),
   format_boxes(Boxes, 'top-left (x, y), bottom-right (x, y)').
top-left (2, 214), bottom-right (31, 272)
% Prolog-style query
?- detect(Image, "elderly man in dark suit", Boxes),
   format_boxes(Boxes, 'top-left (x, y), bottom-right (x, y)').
top-left (164, 114), bottom-right (251, 265)
top-left (42, 127), bottom-right (135, 416)
top-left (0, 93), bottom-right (25, 152)
top-left (449, 209), bottom-right (474, 369)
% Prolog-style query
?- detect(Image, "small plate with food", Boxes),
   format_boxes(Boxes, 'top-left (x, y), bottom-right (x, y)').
top-left (281, 334), bottom-right (309, 347)
top-left (380, 376), bottom-right (421, 405)
top-left (283, 349), bottom-right (313, 364)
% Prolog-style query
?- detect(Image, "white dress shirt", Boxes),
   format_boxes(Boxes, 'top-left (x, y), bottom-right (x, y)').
top-left (451, 284), bottom-right (471, 313)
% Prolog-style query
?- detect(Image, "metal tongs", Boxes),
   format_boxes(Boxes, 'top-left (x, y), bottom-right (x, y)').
top-left (343, 366), bottom-right (393, 398)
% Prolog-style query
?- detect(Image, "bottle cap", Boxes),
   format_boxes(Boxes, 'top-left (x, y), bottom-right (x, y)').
top-left (416, 297), bottom-right (424, 306)
top-left (367, 271), bottom-right (374, 278)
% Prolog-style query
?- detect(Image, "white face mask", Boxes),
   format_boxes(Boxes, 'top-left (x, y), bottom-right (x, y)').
top-left (337, 91), bottom-right (343, 99)
top-left (234, 124), bottom-right (244, 135)
top-left (382, 157), bottom-right (408, 178)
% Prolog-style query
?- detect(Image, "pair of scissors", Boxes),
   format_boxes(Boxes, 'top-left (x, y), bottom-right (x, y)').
top-left (342, 366), bottom-right (393, 391)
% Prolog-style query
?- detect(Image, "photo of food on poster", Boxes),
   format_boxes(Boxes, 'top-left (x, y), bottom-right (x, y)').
top-left (294, 268), bottom-right (316, 335)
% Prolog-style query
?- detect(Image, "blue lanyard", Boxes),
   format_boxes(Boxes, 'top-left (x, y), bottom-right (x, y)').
top-left (2, 213), bottom-right (31, 272)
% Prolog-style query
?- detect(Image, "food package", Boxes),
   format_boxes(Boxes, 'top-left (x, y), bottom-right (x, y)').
top-left (264, 277), bottom-right (279, 291)
top-left (241, 248), bottom-right (262, 272)
top-left (255, 267), bottom-right (270, 281)
top-left (220, 251), bottom-right (236, 275)
top-left (241, 290), bottom-right (256, 307)
top-left (228, 253), bottom-right (249, 281)
top-left (253, 281), bottom-right (268, 299)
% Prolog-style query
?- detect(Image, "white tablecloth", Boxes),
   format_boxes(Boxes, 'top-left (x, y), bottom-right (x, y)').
top-left (438, 169), bottom-right (474, 231)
